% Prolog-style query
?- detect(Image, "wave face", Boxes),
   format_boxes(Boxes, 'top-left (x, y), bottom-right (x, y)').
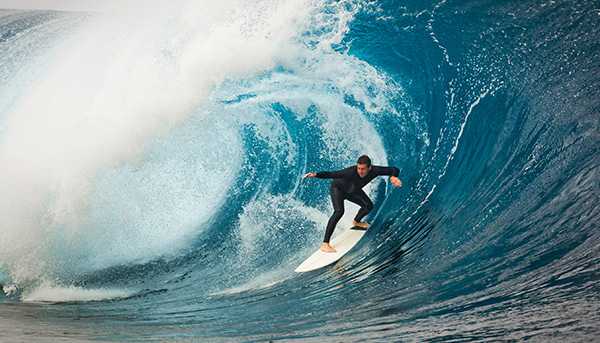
top-left (0, 1), bottom-right (599, 341)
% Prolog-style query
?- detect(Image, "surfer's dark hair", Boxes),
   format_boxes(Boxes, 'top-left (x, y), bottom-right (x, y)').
top-left (357, 155), bottom-right (371, 167)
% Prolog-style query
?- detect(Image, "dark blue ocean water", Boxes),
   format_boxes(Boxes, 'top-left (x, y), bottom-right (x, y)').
top-left (0, 1), bottom-right (598, 342)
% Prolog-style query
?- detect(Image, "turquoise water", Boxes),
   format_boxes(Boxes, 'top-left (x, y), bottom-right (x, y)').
top-left (0, 1), bottom-right (599, 341)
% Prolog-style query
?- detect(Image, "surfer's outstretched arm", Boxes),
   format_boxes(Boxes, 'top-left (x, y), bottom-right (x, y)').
top-left (303, 166), bottom-right (353, 179)
top-left (315, 167), bottom-right (354, 179)
top-left (373, 165), bottom-right (402, 187)
top-left (372, 165), bottom-right (400, 177)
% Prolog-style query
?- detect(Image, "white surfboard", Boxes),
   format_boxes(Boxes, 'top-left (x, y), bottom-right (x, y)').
top-left (295, 226), bottom-right (367, 273)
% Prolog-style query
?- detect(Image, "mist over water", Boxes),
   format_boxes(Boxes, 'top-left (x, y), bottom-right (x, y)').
top-left (0, 0), bottom-right (598, 341)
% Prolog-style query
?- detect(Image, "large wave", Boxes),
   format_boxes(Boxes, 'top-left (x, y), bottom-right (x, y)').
top-left (0, 0), bottom-right (598, 341)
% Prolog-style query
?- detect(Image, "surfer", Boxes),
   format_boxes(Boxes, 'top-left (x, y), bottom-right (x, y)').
top-left (303, 155), bottom-right (402, 253)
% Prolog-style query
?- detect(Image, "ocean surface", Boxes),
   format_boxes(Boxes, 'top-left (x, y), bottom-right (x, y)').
top-left (0, 1), bottom-right (598, 342)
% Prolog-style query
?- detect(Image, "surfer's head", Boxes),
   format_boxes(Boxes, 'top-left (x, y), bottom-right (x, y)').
top-left (356, 155), bottom-right (372, 178)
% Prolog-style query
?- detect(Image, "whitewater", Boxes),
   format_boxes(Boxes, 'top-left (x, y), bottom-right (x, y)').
top-left (0, 0), bottom-right (598, 341)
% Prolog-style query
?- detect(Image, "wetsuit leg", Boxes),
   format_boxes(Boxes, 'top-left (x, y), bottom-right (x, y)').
top-left (346, 189), bottom-right (374, 222)
top-left (323, 185), bottom-right (345, 243)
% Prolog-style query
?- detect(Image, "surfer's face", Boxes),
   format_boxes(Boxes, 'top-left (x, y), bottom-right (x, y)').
top-left (356, 163), bottom-right (370, 178)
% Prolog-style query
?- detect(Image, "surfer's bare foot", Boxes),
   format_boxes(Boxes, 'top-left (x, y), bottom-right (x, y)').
top-left (320, 243), bottom-right (337, 253)
top-left (353, 220), bottom-right (369, 229)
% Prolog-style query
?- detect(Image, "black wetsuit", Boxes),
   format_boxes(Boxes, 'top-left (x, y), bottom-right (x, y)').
top-left (315, 165), bottom-right (400, 243)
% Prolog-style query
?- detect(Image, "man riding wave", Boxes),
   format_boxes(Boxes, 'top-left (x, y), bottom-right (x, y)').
top-left (303, 155), bottom-right (402, 252)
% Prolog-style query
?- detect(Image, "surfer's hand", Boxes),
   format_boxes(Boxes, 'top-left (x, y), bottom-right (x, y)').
top-left (303, 172), bottom-right (317, 179)
top-left (390, 176), bottom-right (402, 187)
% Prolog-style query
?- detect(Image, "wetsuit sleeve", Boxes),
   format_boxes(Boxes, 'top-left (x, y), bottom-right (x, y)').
top-left (315, 166), bottom-right (353, 179)
top-left (373, 165), bottom-right (400, 177)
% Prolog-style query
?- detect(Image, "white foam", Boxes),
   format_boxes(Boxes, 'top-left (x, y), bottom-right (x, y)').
top-left (22, 282), bottom-right (132, 303)
top-left (0, 0), bottom-right (321, 283)
top-left (2, 284), bottom-right (18, 296)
